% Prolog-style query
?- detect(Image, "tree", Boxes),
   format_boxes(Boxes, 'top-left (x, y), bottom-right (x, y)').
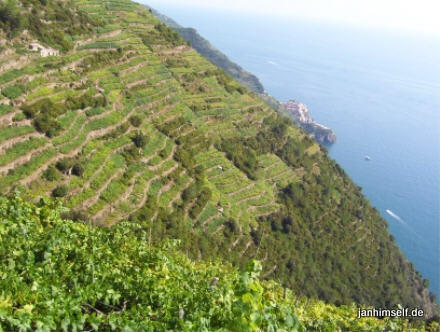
top-left (132, 131), bottom-right (147, 148)
top-left (129, 115), bottom-right (142, 127)
top-left (56, 158), bottom-right (74, 174)
top-left (72, 164), bottom-right (84, 177)
top-left (0, 0), bottom-right (23, 37)
top-left (52, 185), bottom-right (68, 197)
top-left (43, 166), bottom-right (60, 181)
top-left (33, 114), bottom-right (61, 137)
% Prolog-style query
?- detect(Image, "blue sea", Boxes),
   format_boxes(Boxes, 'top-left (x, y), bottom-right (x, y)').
top-left (144, 3), bottom-right (440, 298)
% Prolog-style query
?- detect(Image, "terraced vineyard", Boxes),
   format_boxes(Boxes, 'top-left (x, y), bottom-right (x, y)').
top-left (0, 0), bottom-right (286, 258)
top-left (0, 0), bottom-right (437, 317)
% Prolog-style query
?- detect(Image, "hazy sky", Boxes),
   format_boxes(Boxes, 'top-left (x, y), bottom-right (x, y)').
top-left (142, 0), bottom-right (440, 37)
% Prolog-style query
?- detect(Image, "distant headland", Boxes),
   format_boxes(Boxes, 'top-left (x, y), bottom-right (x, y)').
top-left (281, 100), bottom-right (336, 144)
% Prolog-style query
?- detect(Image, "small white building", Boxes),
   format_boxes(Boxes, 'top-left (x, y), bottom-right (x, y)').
top-left (29, 42), bottom-right (59, 57)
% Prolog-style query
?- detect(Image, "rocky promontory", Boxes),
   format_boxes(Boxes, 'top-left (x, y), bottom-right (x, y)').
top-left (281, 100), bottom-right (336, 144)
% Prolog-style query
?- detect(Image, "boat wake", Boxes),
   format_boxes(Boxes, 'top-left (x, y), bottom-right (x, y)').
top-left (385, 209), bottom-right (423, 241)
top-left (386, 209), bottom-right (405, 224)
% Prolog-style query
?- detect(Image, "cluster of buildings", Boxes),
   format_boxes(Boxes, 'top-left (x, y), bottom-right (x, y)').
top-left (28, 42), bottom-right (59, 57)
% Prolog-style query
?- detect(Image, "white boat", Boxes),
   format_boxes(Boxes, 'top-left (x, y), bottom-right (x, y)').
top-left (364, 155), bottom-right (371, 161)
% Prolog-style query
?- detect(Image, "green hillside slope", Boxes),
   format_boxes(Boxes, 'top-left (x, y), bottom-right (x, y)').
top-left (149, 7), bottom-right (336, 144)
top-left (1, 195), bottom-right (438, 331)
top-left (148, 6), bottom-right (265, 94)
top-left (0, 0), bottom-right (437, 319)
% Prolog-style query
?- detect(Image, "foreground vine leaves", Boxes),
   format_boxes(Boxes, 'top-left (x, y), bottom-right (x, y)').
top-left (0, 195), bottom-right (436, 331)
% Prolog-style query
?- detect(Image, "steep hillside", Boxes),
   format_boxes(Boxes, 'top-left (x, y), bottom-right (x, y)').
top-left (2, 196), bottom-right (438, 331)
top-left (149, 6), bottom-right (265, 94)
top-left (0, 0), bottom-right (437, 318)
top-left (149, 7), bottom-right (336, 144)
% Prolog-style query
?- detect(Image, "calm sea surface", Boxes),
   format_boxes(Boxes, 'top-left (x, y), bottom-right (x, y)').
top-left (144, 3), bottom-right (440, 298)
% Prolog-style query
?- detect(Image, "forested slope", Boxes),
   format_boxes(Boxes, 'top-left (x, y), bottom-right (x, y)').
top-left (0, 0), bottom-right (437, 318)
